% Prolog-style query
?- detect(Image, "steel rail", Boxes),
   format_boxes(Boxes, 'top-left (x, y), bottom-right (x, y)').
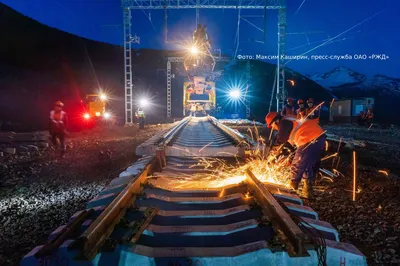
top-left (245, 168), bottom-right (309, 256)
top-left (159, 116), bottom-right (192, 146)
top-left (208, 116), bottom-right (255, 147)
top-left (72, 157), bottom-right (155, 260)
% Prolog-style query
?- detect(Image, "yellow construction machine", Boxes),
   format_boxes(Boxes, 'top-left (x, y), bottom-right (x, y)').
top-left (83, 93), bottom-right (111, 120)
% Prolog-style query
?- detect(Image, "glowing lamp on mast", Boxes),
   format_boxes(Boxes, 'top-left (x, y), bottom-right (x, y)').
top-left (139, 98), bottom-right (149, 108)
top-left (229, 89), bottom-right (241, 99)
top-left (190, 46), bottom-right (198, 55)
top-left (99, 94), bottom-right (107, 101)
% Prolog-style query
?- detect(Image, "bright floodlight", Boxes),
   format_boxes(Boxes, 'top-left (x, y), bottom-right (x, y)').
top-left (103, 112), bottom-right (111, 119)
top-left (99, 94), bottom-right (107, 101)
top-left (190, 46), bottom-right (198, 55)
top-left (139, 98), bottom-right (149, 107)
top-left (229, 89), bottom-right (241, 99)
top-left (84, 113), bottom-right (90, 120)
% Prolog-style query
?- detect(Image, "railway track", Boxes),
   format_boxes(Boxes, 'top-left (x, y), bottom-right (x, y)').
top-left (21, 117), bottom-right (367, 266)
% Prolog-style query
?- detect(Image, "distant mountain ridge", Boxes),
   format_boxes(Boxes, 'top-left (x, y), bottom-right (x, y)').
top-left (311, 66), bottom-right (400, 96)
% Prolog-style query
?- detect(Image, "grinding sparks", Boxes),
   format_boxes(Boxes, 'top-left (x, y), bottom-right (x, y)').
top-left (321, 176), bottom-right (334, 183)
top-left (162, 124), bottom-right (293, 190)
top-left (321, 152), bottom-right (338, 161)
top-left (197, 125), bottom-right (294, 189)
top-left (378, 170), bottom-right (389, 176)
top-left (330, 98), bottom-right (335, 108)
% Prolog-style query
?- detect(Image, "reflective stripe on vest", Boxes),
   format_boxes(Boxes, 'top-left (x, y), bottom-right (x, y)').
top-left (50, 111), bottom-right (65, 122)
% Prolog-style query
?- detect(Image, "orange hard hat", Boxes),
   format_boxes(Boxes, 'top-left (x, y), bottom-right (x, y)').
top-left (298, 99), bottom-right (304, 104)
top-left (287, 97), bottom-right (294, 103)
top-left (54, 101), bottom-right (64, 107)
top-left (265, 112), bottom-right (280, 128)
top-left (307, 98), bottom-right (314, 103)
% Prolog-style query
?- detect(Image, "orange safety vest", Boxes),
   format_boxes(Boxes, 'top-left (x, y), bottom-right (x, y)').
top-left (50, 111), bottom-right (66, 132)
top-left (50, 110), bottom-right (65, 122)
top-left (283, 117), bottom-right (324, 148)
top-left (296, 108), bottom-right (307, 119)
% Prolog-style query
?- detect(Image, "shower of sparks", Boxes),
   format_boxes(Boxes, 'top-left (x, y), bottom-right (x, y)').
top-left (157, 124), bottom-right (295, 190)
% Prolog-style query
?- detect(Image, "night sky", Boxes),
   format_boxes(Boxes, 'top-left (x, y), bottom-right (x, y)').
top-left (1, 0), bottom-right (399, 77)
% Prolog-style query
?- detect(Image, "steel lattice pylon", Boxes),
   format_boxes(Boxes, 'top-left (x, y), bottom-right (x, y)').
top-left (122, 0), bottom-right (286, 122)
top-left (123, 8), bottom-right (140, 124)
top-left (276, 4), bottom-right (286, 111)
top-left (166, 60), bottom-right (172, 118)
top-left (245, 60), bottom-right (251, 118)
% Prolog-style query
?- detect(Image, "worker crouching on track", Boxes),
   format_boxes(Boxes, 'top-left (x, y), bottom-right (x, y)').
top-left (266, 112), bottom-right (326, 199)
top-left (49, 101), bottom-right (68, 157)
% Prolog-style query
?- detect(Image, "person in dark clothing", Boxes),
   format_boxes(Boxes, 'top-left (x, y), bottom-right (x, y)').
top-left (306, 98), bottom-right (320, 121)
top-left (365, 109), bottom-right (374, 126)
top-left (281, 97), bottom-right (296, 117)
top-left (358, 111), bottom-right (366, 125)
top-left (49, 101), bottom-right (68, 157)
top-left (265, 113), bottom-right (295, 162)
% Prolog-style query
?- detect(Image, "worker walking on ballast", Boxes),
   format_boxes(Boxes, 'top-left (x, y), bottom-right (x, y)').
top-left (49, 101), bottom-right (68, 157)
top-left (265, 112), bottom-right (326, 199)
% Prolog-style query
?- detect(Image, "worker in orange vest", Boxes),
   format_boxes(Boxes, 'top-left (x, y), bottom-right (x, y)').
top-left (49, 101), bottom-right (68, 157)
top-left (266, 112), bottom-right (326, 198)
top-left (281, 97), bottom-right (296, 117)
top-left (296, 99), bottom-right (307, 119)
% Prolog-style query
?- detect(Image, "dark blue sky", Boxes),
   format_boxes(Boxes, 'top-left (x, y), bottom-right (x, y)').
top-left (1, 0), bottom-right (399, 77)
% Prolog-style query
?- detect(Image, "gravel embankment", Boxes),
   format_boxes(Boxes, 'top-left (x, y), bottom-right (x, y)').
top-left (310, 163), bottom-right (400, 265)
top-left (313, 124), bottom-right (400, 265)
top-left (0, 124), bottom-right (170, 266)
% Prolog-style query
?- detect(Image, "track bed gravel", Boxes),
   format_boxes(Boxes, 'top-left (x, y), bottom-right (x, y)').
top-left (0, 124), bottom-right (171, 266)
